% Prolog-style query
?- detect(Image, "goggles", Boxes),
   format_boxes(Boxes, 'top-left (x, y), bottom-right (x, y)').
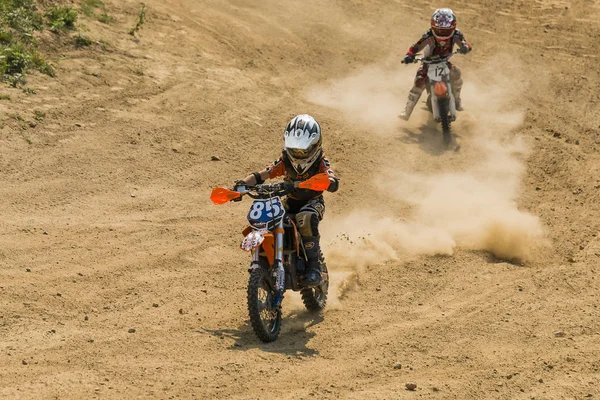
top-left (433, 27), bottom-right (455, 39)
top-left (288, 144), bottom-right (317, 160)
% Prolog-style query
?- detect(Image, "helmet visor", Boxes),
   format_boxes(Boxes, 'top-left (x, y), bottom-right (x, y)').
top-left (288, 144), bottom-right (316, 160)
top-left (433, 27), bottom-right (455, 39)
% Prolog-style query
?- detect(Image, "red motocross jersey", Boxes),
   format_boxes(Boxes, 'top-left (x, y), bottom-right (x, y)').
top-left (407, 29), bottom-right (471, 58)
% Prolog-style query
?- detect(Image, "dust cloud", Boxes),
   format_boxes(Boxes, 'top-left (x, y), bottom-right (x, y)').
top-left (309, 57), bottom-right (548, 300)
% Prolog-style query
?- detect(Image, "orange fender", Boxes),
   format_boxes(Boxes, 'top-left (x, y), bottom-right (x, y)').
top-left (261, 234), bottom-right (275, 266)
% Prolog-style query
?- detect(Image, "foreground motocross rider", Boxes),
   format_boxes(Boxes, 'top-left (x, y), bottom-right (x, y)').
top-left (399, 8), bottom-right (472, 121)
top-left (235, 114), bottom-right (339, 286)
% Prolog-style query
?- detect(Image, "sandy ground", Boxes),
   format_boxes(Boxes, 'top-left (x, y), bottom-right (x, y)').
top-left (1, 0), bottom-right (599, 398)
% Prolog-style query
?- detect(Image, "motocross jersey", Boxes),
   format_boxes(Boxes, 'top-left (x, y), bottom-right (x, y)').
top-left (266, 150), bottom-right (336, 201)
top-left (407, 29), bottom-right (471, 58)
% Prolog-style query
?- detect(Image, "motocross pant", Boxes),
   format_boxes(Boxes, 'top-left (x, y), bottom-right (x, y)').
top-left (285, 196), bottom-right (325, 271)
top-left (402, 64), bottom-right (463, 118)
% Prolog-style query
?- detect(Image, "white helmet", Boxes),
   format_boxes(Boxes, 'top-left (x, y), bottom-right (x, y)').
top-left (283, 114), bottom-right (323, 174)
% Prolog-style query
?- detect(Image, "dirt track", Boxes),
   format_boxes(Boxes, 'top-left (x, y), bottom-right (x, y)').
top-left (1, 0), bottom-right (599, 399)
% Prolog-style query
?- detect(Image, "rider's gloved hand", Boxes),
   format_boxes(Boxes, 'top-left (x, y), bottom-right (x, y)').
top-left (283, 181), bottom-right (295, 191)
top-left (232, 180), bottom-right (246, 190)
top-left (230, 180), bottom-right (246, 201)
top-left (327, 177), bottom-right (339, 193)
top-left (403, 55), bottom-right (415, 64)
top-left (458, 45), bottom-right (471, 54)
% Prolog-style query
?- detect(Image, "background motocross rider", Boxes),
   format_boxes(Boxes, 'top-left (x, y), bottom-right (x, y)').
top-left (399, 8), bottom-right (472, 121)
top-left (235, 114), bottom-right (339, 287)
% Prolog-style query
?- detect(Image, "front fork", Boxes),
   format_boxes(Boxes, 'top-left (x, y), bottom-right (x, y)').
top-left (272, 220), bottom-right (285, 306)
top-left (249, 219), bottom-right (285, 307)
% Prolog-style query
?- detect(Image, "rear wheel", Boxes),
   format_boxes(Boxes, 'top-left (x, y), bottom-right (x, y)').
top-left (247, 263), bottom-right (281, 343)
top-left (438, 97), bottom-right (452, 146)
top-left (301, 252), bottom-right (328, 312)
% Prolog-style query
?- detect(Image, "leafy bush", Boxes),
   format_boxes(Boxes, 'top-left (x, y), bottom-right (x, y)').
top-left (1, 0), bottom-right (43, 36)
top-left (46, 6), bottom-right (78, 32)
top-left (0, 1), bottom-right (81, 85)
top-left (75, 33), bottom-right (92, 47)
top-left (1, 44), bottom-right (31, 75)
top-left (0, 29), bottom-right (13, 44)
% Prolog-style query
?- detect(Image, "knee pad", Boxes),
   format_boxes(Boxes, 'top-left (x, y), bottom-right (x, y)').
top-left (451, 66), bottom-right (462, 83)
top-left (295, 211), bottom-right (320, 237)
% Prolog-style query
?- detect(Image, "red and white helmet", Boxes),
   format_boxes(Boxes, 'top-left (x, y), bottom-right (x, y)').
top-left (431, 8), bottom-right (457, 45)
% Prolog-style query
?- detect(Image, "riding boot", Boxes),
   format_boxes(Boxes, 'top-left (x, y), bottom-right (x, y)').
top-left (302, 236), bottom-right (322, 286)
top-left (399, 86), bottom-right (424, 121)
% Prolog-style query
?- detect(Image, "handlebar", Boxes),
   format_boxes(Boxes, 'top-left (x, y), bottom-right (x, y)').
top-left (234, 181), bottom-right (295, 200)
top-left (210, 173), bottom-right (331, 205)
top-left (401, 52), bottom-right (457, 65)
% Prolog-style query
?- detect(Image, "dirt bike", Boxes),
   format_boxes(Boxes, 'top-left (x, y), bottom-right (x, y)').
top-left (403, 52), bottom-right (458, 146)
top-left (210, 173), bottom-right (331, 342)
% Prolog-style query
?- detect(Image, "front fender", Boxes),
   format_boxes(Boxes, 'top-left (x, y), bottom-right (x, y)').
top-left (241, 230), bottom-right (268, 252)
top-left (240, 230), bottom-right (275, 267)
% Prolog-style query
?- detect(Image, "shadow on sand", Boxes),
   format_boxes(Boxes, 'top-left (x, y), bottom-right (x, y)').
top-left (398, 112), bottom-right (461, 155)
top-left (198, 309), bottom-right (324, 357)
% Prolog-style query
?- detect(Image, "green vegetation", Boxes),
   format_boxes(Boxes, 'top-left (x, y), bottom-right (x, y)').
top-left (129, 3), bottom-right (146, 36)
top-left (75, 33), bottom-right (92, 47)
top-left (46, 6), bottom-right (78, 32)
top-left (97, 12), bottom-right (114, 24)
top-left (80, 0), bottom-right (104, 17)
top-left (0, 0), bottom-right (59, 86)
top-left (0, 93), bottom-right (10, 100)
top-left (80, 0), bottom-right (114, 24)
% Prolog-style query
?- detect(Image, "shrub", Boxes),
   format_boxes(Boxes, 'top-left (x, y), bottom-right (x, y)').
top-left (97, 12), bottom-right (114, 24)
top-left (46, 6), bottom-right (78, 32)
top-left (75, 33), bottom-right (92, 47)
top-left (1, 44), bottom-right (32, 75)
top-left (0, 29), bottom-right (13, 44)
top-left (1, 1), bottom-right (43, 36)
top-left (0, 0), bottom-right (67, 85)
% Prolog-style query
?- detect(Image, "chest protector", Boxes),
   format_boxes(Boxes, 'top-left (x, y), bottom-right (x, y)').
top-left (282, 150), bottom-right (324, 201)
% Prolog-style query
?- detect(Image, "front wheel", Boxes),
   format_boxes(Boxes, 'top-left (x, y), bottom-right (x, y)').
top-left (438, 97), bottom-right (452, 146)
top-left (247, 265), bottom-right (281, 342)
top-left (301, 252), bottom-right (329, 312)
